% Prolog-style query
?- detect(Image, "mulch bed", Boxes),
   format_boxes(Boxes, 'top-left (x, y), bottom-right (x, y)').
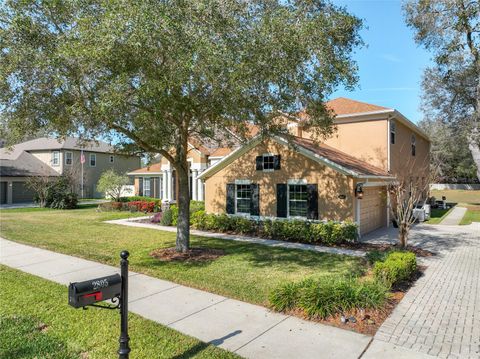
top-left (149, 247), bottom-right (225, 262)
top-left (285, 266), bottom-right (426, 336)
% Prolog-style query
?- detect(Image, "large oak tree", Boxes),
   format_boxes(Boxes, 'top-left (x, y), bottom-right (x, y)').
top-left (404, 0), bottom-right (480, 180)
top-left (0, 0), bottom-right (363, 252)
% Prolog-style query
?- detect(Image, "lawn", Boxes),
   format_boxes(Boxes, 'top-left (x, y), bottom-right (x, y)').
top-left (0, 207), bottom-right (364, 305)
top-left (424, 207), bottom-right (453, 224)
top-left (430, 189), bottom-right (480, 204)
top-left (459, 205), bottom-right (480, 225)
top-left (0, 266), bottom-right (237, 359)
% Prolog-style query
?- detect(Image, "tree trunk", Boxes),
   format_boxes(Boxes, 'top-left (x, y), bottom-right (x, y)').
top-left (174, 133), bottom-right (191, 253)
top-left (398, 222), bottom-right (408, 248)
top-left (468, 131), bottom-right (480, 181)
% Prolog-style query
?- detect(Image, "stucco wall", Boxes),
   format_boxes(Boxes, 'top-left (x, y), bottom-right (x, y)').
top-left (30, 150), bottom-right (63, 174)
top-left (389, 119), bottom-right (430, 186)
top-left (302, 119), bottom-right (389, 171)
top-left (204, 139), bottom-right (355, 221)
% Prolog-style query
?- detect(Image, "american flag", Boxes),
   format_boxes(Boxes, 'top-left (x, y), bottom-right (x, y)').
top-left (80, 151), bottom-right (85, 164)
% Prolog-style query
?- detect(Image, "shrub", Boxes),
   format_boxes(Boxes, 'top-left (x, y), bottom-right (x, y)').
top-left (269, 276), bottom-right (388, 319)
top-left (190, 200), bottom-right (205, 214)
top-left (373, 251), bottom-right (417, 287)
top-left (160, 208), bottom-right (173, 226)
top-left (366, 250), bottom-right (387, 265)
top-left (49, 191), bottom-right (78, 209)
top-left (96, 170), bottom-right (130, 202)
top-left (126, 201), bottom-right (155, 212)
top-left (170, 205), bottom-right (179, 225)
top-left (191, 210), bottom-right (208, 229)
top-left (232, 216), bottom-right (255, 234)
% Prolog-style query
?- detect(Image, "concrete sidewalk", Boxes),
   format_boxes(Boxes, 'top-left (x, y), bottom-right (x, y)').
top-left (106, 217), bottom-right (366, 257)
top-left (440, 206), bottom-right (467, 225)
top-left (0, 237), bottom-right (371, 359)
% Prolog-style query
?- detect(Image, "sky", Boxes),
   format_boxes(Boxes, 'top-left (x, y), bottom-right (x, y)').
top-left (331, 0), bottom-right (433, 124)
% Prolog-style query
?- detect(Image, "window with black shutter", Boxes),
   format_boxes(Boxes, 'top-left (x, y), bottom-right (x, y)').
top-left (276, 184), bottom-right (288, 217)
top-left (250, 184), bottom-right (260, 216)
top-left (306, 184), bottom-right (318, 220)
top-left (138, 177), bottom-right (144, 196)
top-left (256, 154), bottom-right (281, 171)
top-left (226, 183), bottom-right (235, 214)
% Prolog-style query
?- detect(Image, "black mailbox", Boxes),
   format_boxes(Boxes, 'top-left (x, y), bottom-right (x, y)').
top-left (68, 274), bottom-right (122, 308)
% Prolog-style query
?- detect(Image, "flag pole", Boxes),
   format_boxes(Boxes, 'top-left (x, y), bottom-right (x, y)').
top-left (81, 149), bottom-right (84, 199)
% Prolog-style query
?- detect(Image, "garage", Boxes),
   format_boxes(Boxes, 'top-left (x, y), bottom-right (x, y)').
top-left (12, 181), bottom-right (35, 203)
top-left (359, 186), bottom-right (387, 235)
top-left (0, 182), bottom-right (6, 204)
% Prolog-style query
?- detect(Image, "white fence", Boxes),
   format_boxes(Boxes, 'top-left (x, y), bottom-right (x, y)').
top-left (430, 183), bottom-right (480, 190)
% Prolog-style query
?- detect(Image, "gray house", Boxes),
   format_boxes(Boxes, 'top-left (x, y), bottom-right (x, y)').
top-left (0, 137), bottom-right (141, 204)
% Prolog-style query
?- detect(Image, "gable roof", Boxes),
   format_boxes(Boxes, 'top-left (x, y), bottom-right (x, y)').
top-left (128, 163), bottom-right (162, 175)
top-left (198, 135), bottom-right (394, 180)
top-left (7, 137), bottom-right (119, 154)
top-left (0, 148), bottom-right (60, 177)
top-left (326, 97), bottom-right (390, 116)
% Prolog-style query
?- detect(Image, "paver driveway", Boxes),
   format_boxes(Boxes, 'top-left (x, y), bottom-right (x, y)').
top-left (363, 223), bottom-right (480, 359)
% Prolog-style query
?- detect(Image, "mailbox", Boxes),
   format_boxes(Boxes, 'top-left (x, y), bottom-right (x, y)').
top-left (68, 274), bottom-right (122, 308)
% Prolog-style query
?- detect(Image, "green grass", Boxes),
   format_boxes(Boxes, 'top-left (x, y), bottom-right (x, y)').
top-left (0, 207), bottom-right (364, 305)
top-left (459, 205), bottom-right (480, 225)
top-left (0, 266), bottom-right (237, 359)
top-left (430, 189), bottom-right (480, 204)
top-left (424, 207), bottom-right (454, 224)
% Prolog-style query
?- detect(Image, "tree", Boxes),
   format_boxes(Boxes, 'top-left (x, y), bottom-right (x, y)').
top-left (0, 0), bottom-right (363, 252)
top-left (404, 0), bottom-right (480, 180)
top-left (97, 170), bottom-right (131, 202)
top-left (419, 117), bottom-right (477, 182)
top-left (25, 176), bottom-right (54, 208)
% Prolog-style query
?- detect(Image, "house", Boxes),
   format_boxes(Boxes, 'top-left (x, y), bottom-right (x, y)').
top-left (0, 137), bottom-right (141, 204)
top-left (198, 98), bottom-right (430, 236)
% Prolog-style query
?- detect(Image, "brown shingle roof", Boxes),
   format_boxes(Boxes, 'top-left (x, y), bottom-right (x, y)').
top-left (326, 97), bottom-right (390, 116)
top-left (129, 163), bottom-right (162, 174)
top-left (210, 147), bottom-right (233, 157)
top-left (292, 136), bottom-right (391, 177)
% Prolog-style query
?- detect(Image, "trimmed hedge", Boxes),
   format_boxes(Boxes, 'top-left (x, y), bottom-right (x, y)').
top-left (190, 211), bottom-right (358, 245)
top-left (269, 276), bottom-right (388, 319)
top-left (373, 251), bottom-right (417, 287)
top-left (98, 200), bottom-right (158, 213)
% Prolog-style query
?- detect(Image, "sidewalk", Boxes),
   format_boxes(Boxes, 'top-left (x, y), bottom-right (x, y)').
top-left (106, 217), bottom-right (366, 257)
top-left (440, 206), bottom-right (467, 225)
top-left (0, 237), bottom-right (371, 359)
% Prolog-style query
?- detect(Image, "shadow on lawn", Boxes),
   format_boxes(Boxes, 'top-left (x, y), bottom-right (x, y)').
top-left (171, 330), bottom-right (242, 359)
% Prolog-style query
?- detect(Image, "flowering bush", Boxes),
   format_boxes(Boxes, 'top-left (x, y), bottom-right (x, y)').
top-left (126, 201), bottom-right (155, 213)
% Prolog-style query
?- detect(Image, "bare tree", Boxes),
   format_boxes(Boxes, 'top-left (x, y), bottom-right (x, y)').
top-left (25, 176), bottom-right (54, 207)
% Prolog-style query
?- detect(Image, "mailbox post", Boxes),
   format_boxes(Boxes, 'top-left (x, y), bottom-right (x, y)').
top-left (118, 250), bottom-right (130, 359)
top-left (68, 250), bottom-right (131, 359)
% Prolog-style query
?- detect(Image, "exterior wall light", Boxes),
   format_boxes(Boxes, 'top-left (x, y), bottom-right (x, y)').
top-left (355, 183), bottom-right (364, 199)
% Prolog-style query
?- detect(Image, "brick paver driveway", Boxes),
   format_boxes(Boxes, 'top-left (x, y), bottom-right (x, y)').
top-left (364, 223), bottom-right (480, 359)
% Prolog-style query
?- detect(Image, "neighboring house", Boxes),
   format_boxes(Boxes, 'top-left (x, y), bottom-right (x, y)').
top-left (198, 98), bottom-right (430, 236)
top-left (0, 137), bottom-right (141, 204)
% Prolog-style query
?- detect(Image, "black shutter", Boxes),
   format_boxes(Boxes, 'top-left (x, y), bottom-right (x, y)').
top-left (276, 184), bottom-right (287, 218)
top-left (226, 183), bottom-right (235, 214)
top-left (155, 177), bottom-right (161, 198)
top-left (250, 184), bottom-right (260, 216)
top-left (138, 177), bottom-right (143, 196)
top-left (307, 184), bottom-right (319, 220)
top-left (255, 156), bottom-right (263, 170)
top-left (274, 155), bottom-right (281, 170)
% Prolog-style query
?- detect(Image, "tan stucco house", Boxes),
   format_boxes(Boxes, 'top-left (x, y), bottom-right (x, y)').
top-left (0, 137), bottom-right (141, 204)
top-left (198, 98), bottom-right (430, 236)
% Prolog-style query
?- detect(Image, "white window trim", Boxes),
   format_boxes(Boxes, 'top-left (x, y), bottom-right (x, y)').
top-left (143, 177), bottom-right (151, 197)
top-left (262, 153), bottom-right (275, 172)
top-left (109, 155), bottom-right (115, 163)
top-left (65, 151), bottom-right (73, 166)
top-left (287, 181), bottom-right (308, 219)
top-left (234, 183), bottom-right (251, 216)
top-left (51, 151), bottom-right (60, 166)
top-left (89, 153), bottom-right (96, 167)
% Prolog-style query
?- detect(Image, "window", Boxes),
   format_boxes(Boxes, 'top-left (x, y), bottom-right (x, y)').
top-left (288, 184), bottom-right (308, 218)
top-left (411, 134), bottom-right (416, 156)
top-left (65, 152), bottom-right (73, 165)
top-left (143, 178), bottom-right (151, 197)
top-left (89, 153), bottom-right (96, 167)
top-left (390, 121), bottom-right (396, 145)
top-left (235, 184), bottom-right (251, 214)
top-left (109, 155), bottom-right (114, 163)
top-left (51, 151), bottom-right (60, 166)
top-left (262, 154), bottom-right (275, 171)
top-left (256, 154), bottom-right (280, 171)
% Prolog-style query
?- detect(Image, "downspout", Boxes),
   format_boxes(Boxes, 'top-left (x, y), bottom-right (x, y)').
top-left (386, 117), bottom-right (392, 227)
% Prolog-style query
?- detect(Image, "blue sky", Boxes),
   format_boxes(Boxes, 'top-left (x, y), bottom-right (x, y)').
top-left (331, 0), bottom-right (433, 123)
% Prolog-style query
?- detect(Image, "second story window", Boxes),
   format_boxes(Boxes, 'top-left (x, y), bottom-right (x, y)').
top-left (256, 154), bottom-right (281, 171)
top-left (411, 134), bottom-right (416, 156)
top-left (89, 153), bottom-right (96, 167)
top-left (390, 121), bottom-right (396, 145)
top-left (51, 151), bottom-right (60, 166)
top-left (109, 155), bottom-right (115, 163)
top-left (65, 152), bottom-right (73, 165)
